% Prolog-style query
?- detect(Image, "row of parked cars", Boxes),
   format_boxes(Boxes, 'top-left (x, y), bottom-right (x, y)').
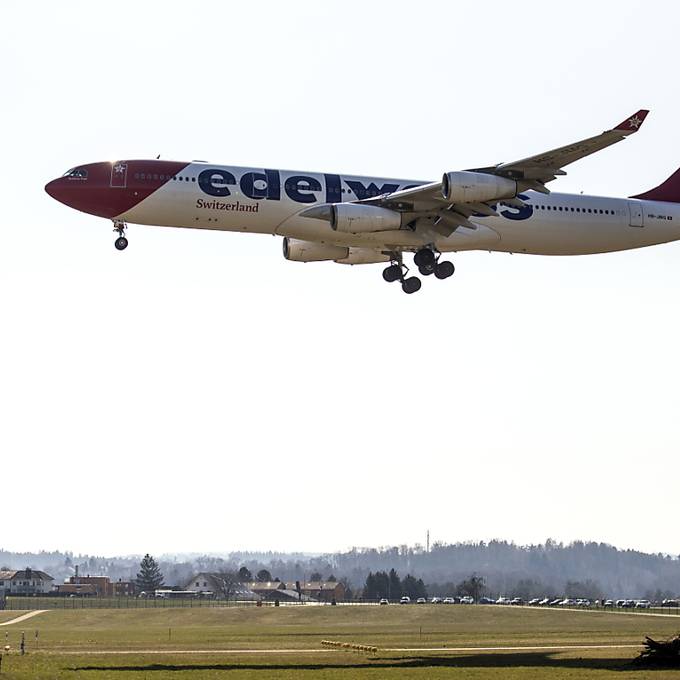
top-left (378, 595), bottom-right (476, 605)
top-left (499, 597), bottom-right (680, 608)
top-left (379, 596), bottom-right (680, 608)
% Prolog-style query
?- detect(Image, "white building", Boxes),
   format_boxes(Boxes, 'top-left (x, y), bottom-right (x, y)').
top-left (184, 573), bottom-right (258, 600)
top-left (0, 568), bottom-right (54, 595)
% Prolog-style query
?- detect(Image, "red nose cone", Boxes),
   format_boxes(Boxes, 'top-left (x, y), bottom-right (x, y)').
top-left (45, 160), bottom-right (190, 219)
top-left (45, 178), bottom-right (67, 204)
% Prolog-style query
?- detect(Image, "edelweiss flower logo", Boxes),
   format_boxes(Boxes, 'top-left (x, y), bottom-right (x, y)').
top-left (628, 115), bottom-right (642, 129)
top-left (114, 163), bottom-right (126, 174)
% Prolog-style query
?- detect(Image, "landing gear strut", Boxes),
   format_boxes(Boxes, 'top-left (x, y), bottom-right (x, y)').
top-left (382, 253), bottom-right (421, 294)
top-left (113, 220), bottom-right (128, 251)
top-left (415, 247), bottom-right (455, 282)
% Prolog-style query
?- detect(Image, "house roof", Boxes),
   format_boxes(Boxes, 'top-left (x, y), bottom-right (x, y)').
top-left (0, 569), bottom-right (53, 581)
top-left (285, 581), bottom-right (343, 592)
top-left (247, 581), bottom-right (286, 591)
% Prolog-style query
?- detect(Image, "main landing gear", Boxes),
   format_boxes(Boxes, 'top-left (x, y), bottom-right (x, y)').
top-left (113, 220), bottom-right (128, 250)
top-left (382, 248), bottom-right (455, 294)
top-left (382, 254), bottom-right (421, 294)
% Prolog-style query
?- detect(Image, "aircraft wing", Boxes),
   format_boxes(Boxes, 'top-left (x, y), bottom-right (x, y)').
top-left (303, 110), bottom-right (650, 238)
top-left (365, 110), bottom-right (649, 210)
top-left (468, 109), bottom-right (650, 187)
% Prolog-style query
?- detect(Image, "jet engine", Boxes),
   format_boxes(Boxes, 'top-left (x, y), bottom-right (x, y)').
top-left (283, 238), bottom-right (349, 262)
top-left (330, 203), bottom-right (402, 233)
top-left (442, 170), bottom-right (517, 203)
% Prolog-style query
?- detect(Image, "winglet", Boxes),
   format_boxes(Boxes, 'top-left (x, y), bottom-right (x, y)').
top-left (614, 109), bottom-right (649, 134)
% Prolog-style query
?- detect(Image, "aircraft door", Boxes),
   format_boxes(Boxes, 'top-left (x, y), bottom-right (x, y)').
top-left (110, 161), bottom-right (128, 188)
top-left (628, 200), bottom-right (643, 227)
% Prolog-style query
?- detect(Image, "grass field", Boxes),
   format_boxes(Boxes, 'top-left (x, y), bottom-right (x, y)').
top-left (0, 604), bottom-right (679, 678)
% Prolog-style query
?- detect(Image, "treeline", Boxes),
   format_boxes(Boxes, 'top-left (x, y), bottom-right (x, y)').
top-left (362, 569), bottom-right (427, 599)
top-left (3, 539), bottom-right (680, 599)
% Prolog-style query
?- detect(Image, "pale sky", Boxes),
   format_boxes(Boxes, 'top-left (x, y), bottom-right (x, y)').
top-left (2, 0), bottom-right (680, 558)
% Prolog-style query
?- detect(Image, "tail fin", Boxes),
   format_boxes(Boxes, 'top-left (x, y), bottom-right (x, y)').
top-left (631, 168), bottom-right (680, 203)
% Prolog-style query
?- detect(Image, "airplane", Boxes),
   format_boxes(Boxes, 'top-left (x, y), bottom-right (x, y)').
top-left (45, 109), bottom-right (680, 294)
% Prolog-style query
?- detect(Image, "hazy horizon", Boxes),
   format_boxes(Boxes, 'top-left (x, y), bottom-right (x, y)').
top-left (3, 0), bottom-right (680, 557)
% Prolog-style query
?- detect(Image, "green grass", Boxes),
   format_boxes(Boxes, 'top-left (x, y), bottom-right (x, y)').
top-left (0, 605), bottom-right (679, 679)
top-left (0, 611), bottom-right (30, 624)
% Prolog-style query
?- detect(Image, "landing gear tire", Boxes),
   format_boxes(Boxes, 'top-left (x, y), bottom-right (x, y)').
top-left (418, 265), bottom-right (435, 276)
top-left (401, 277), bottom-right (422, 294)
top-left (414, 248), bottom-right (436, 268)
top-left (434, 260), bottom-right (455, 279)
top-left (114, 236), bottom-right (129, 251)
top-left (382, 264), bottom-right (402, 283)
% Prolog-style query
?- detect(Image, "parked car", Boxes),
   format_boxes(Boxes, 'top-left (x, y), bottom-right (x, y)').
top-left (399, 596), bottom-right (411, 604)
top-left (548, 598), bottom-right (562, 606)
top-left (527, 598), bottom-right (541, 606)
top-left (560, 599), bottom-right (577, 606)
top-left (635, 600), bottom-right (651, 609)
top-left (379, 598), bottom-right (389, 605)
top-left (460, 596), bottom-right (474, 605)
top-left (496, 597), bottom-right (511, 605)
top-left (416, 597), bottom-right (427, 604)
top-left (431, 597), bottom-right (442, 604)
top-left (443, 597), bottom-right (455, 604)
top-left (538, 598), bottom-right (551, 606)
top-left (478, 597), bottom-right (495, 605)
top-left (603, 599), bottom-right (614, 607)
top-left (662, 599), bottom-right (679, 607)
top-left (576, 599), bottom-right (591, 607)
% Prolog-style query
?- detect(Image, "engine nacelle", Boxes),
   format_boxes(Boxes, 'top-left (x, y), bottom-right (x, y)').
top-left (330, 203), bottom-right (402, 233)
top-left (335, 248), bottom-right (391, 265)
top-left (283, 238), bottom-right (348, 262)
top-left (442, 171), bottom-right (517, 203)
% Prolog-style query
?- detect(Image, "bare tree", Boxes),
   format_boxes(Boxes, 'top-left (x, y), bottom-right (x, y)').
top-left (213, 571), bottom-right (240, 601)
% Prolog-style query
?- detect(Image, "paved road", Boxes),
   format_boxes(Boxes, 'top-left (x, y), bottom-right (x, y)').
top-left (0, 610), bottom-right (47, 626)
top-left (521, 605), bottom-right (680, 619)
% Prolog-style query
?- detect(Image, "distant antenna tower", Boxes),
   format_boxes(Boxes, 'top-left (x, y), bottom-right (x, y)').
top-left (426, 530), bottom-right (430, 553)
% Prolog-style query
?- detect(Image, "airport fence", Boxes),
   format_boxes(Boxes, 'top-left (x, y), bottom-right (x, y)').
top-left (0, 596), bottom-right (381, 611)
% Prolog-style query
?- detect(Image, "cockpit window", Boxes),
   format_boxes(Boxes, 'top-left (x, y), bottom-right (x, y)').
top-left (62, 167), bottom-right (88, 179)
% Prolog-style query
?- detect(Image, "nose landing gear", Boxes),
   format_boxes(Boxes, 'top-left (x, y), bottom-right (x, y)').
top-left (113, 220), bottom-right (128, 250)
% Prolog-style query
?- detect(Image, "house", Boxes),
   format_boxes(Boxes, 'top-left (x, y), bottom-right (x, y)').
top-left (184, 573), bottom-right (259, 600)
top-left (285, 581), bottom-right (346, 602)
top-left (246, 581), bottom-right (315, 603)
top-left (68, 575), bottom-right (110, 597)
top-left (0, 569), bottom-right (54, 595)
top-left (59, 574), bottom-right (135, 597)
top-left (246, 581), bottom-right (285, 599)
top-left (54, 583), bottom-right (98, 597)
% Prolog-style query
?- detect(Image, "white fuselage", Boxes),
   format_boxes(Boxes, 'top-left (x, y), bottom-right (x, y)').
top-left (119, 163), bottom-right (680, 256)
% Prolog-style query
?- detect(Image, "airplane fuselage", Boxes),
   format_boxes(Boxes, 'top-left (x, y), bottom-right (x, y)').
top-left (45, 159), bottom-right (680, 257)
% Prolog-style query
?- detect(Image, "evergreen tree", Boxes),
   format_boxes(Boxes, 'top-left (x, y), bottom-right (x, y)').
top-left (388, 568), bottom-right (402, 599)
top-left (363, 572), bottom-right (377, 598)
top-left (373, 571), bottom-right (389, 599)
top-left (402, 574), bottom-right (427, 599)
top-left (135, 554), bottom-right (164, 593)
top-left (238, 566), bottom-right (252, 582)
top-left (256, 569), bottom-right (273, 582)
